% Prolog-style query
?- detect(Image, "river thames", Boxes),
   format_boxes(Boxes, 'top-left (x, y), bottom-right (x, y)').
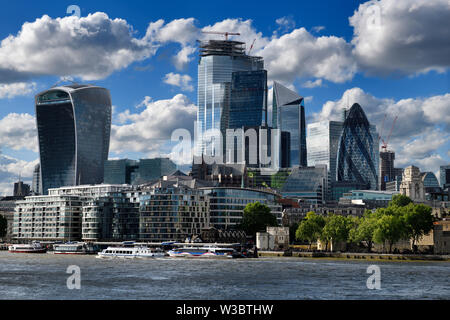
top-left (0, 252), bottom-right (448, 300)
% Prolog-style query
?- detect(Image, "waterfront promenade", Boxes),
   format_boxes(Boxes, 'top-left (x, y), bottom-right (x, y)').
top-left (258, 250), bottom-right (450, 262)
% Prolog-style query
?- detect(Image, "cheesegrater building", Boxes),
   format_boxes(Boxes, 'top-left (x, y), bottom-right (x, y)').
top-left (35, 84), bottom-right (112, 195)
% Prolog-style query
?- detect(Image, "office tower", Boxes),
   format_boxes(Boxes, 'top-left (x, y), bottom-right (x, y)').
top-left (13, 181), bottom-right (30, 197)
top-left (336, 103), bottom-right (379, 190)
top-left (31, 164), bottom-right (41, 195)
top-left (440, 165), bottom-right (450, 188)
top-left (35, 84), bottom-right (112, 195)
top-left (133, 158), bottom-right (177, 184)
top-left (281, 165), bottom-right (328, 204)
top-left (272, 82), bottom-right (307, 167)
top-left (229, 70), bottom-right (268, 129)
top-left (379, 150), bottom-right (395, 190)
top-left (104, 159), bottom-right (139, 185)
top-left (197, 39), bottom-right (265, 157)
top-left (280, 131), bottom-right (291, 168)
top-left (421, 172), bottom-right (440, 188)
top-left (307, 120), bottom-right (344, 185)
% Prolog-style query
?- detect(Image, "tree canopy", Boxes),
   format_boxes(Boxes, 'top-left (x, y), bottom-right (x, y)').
top-left (390, 194), bottom-right (413, 208)
top-left (240, 202), bottom-right (278, 237)
top-left (295, 212), bottom-right (326, 250)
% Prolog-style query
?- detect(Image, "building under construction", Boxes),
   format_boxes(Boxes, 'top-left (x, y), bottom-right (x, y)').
top-left (196, 35), bottom-right (267, 162)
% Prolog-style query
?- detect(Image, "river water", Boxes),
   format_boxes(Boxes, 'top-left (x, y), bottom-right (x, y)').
top-left (0, 252), bottom-right (448, 300)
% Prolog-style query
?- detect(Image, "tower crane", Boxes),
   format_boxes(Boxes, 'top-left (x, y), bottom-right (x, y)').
top-left (202, 31), bottom-right (241, 41)
top-left (378, 114), bottom-right (387, 144)
top-left (248, 39), bottom-right (256, 55)
top-left (381, 116), bottom-right (398, 152)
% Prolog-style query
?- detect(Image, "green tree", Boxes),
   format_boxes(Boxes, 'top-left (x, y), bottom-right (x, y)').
top-left (295, 212), bottom-right (326, 250)
top-left (390, 194), bottom-right (413, 208)
top-left (402, 203), bottom-right (434, 252)
top-left (0, 214), bottom-right (7, 238)
top-left (240, 202), bottom-right (278, 237)
top-left (373, 214), bottom-right (406, 253)
top-left (322, 215), bottom-right (353, 252)
top-left (350, 212), bottom-right (378, 252)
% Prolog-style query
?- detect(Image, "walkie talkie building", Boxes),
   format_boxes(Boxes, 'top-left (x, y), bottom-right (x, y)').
top-left (35, 84), bottom-right (112, 195)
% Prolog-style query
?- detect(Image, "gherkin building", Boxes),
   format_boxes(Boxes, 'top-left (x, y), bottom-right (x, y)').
top-left (336, 103), bottom-right (379, 190)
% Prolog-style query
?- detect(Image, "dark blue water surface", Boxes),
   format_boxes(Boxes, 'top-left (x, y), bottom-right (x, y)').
top-left (0, 252), bottom-right (448, 300)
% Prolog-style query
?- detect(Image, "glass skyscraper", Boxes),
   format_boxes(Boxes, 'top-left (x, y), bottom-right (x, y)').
top-left (197, 40), bottom-right (265, 156)
top-left (440, 165), bottom-right (450, 188)
top-left (35, 84), bottom-right (112, 195)
top-left (281, 165), bottom-right (328, 204)
top-left (272, 82), bottom-right (307, 167)
top-left (229, 70), bottom-right (268, 129)
top-left (307, 120), bottom-right (344, 184)
top-left (336, 103), bottom-right (379, 190)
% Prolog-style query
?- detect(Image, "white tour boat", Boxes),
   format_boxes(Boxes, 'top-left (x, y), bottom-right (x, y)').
top-left (52, 242), bottom-right (95, 255)
top-left (167, 245), bottom-right (236, 258)
top-left (8, 242), bottom-right (47, 254)
top-left (97, 246), bottom-right (166, 259)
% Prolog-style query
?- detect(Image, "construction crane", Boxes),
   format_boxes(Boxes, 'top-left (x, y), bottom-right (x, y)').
top-left (378, 114), bottom-right (387, 144)
top-left (381, 115), bottom-right (398, 152)
top-left (202, 31), bottom-right (241, 41)
top-left (248, 39), bottom-right (256, 55)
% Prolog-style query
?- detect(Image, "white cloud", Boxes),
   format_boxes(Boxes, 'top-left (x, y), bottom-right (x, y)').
top-left (0, 12), bottom-right (157, 82)
top-left (111, 94), bottom-right (197, 154)
top-left (163, 73), bottom-right (194, 92)
top-left (0, 113), bottom-right (38, 152)
top-left (145, 18), bottom-right (199, 45)
top-left (258, 28), bottom-right (357, 84)
top-left (302, 79), bottom-right (323, 88)
top-left (0, 154), bottom-right (38, 196)
top-left (0, 82), bottom-right (36, 99)
top-left (173, 46), bottom-right (196, 70)
top-left (144, 18), bottom-right (199, 70)
top-left (350, 0), bottom-right (450, 75)
top-left (312, 26), bottom-right (326, 33)
top-left (275, 16), bottom-right (296, 34)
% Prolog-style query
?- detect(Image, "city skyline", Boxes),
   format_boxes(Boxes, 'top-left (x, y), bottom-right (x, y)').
top-left (0, 0), bottom-right (449, 195)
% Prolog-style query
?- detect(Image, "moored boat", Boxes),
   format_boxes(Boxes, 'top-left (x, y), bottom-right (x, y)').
top-left (167, 246), bottom-right (236, 258)
top-left (8, 242), bottom-right (47, 253)
top-left (52, 242), bottom-right (96, 255)
top-left (97, 246), bottom-right (166, 259)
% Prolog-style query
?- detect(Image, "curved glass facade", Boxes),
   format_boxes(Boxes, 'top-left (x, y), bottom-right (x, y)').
top-left (336, 103), bottom-right (378, 190)
top-left (36, 85), bottom-right (112, 195)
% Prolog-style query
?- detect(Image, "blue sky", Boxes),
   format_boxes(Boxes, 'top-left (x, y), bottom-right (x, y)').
top-left (0, 0), bottom-right (448, 194)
